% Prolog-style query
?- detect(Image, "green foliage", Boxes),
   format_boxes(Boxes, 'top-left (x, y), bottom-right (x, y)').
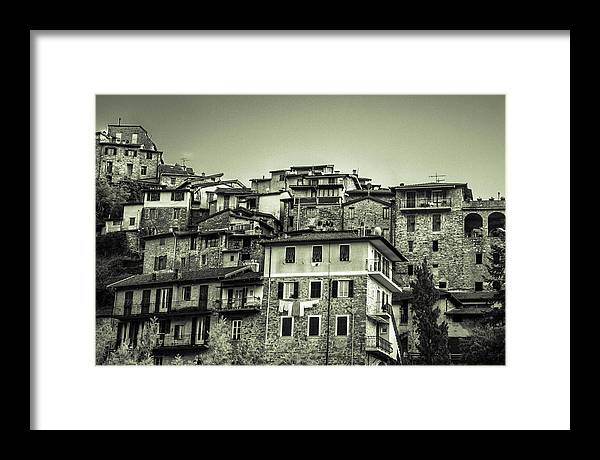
top-left (460, 325), bottom-right (505, 365)
top-left (484, 229), bottom-right (506, 326)
top-left (96, 254), bottom-right (142, 315)
top-left (103, 318), bottom-right (160, 365)
top-left (96, 177), bottom-right (130, 221)
top-left (411, 259), bottom-right (450, 365)
top-left (96, 319), bottom-right (118, 365)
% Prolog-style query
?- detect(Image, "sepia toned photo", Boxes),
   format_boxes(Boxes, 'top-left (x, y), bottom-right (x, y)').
top-left (95, 95), bottom-right (506, 366)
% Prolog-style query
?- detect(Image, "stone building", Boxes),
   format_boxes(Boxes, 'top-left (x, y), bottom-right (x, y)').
top-left (108, 265), bottom-right (263, 364)
top-left (341, 195), bottom-right (394, 243)
top-left (96, 124), bottom-right (164, 184)
top-left (140, 187), bottom-right (194, 235)
top-left (391, 182), bottom-right (506, 291)
top-left (141, 207), bottom-right (279, 274)
top-left (260, 231), bottom-right (407, 365)
top-left (158, 163), bottom-right (196, 188)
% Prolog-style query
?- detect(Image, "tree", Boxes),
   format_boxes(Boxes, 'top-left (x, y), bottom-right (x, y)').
top-left (411, 259), bottom-right (450, 365)
top-left (103, 318), bottom-right (160, 365)
top-left (96, 318), bottom-right (118, 365)
top-left (460, 325), bottom-right (505, 365)
top-left (484, 228), bottom-right (506, 327)
top-left (96, 177), bottom-right (130, 221)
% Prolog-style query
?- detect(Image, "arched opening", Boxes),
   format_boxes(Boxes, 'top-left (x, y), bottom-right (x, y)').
top-left (488, 212), bottom-right (506, 236)
top-left (464, 213), bottom-right (483, 237)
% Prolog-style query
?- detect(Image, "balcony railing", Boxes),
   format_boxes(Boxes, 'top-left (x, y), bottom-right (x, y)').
top-left (294, 196), bottom-right (342, 205)
top-left (114, 299), bottom-right (219, 317)
top-left (155, 333), bottom-right (207, 348)
top-left (366, 258), bottom-right (392, 279)
top-left (217, 296), bottom-right (262, 310)
top-left (399, 197), bottom-right (452, 209)
top-left (365, 335), bottom-right (393, 354)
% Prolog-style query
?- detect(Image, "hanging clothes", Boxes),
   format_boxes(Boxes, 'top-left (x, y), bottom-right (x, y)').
top-left (299, 300), bottom-right (319, 316)
top-left (291, 300), bottom-right (301, 316)
top-left (279, 300), bottom-right (293, 314)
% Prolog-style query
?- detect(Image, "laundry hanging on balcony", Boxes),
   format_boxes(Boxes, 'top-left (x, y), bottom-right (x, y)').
top-left (299, 300), bottom-right (319, 316)
top-left (278, 300), bottom-right (294, 314)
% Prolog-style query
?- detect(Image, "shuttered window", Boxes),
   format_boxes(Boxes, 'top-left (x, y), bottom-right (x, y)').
top-left (281, 317), bottom-right (293, 337)
top-left (336, 316), bottom-right (349, 336)
top-left (307, 316), bottom-right (320, 336)
top-left (310, 281), bottom-right (322, 299)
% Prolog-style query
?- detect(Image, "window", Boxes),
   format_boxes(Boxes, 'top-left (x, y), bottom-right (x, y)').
top-left (223, 196), bottom-right (230, 209)
top-left (127, 163), bottom-right (133, 176)
top-left (439, 281), bottom-right (447, 289)
top-left (408, 240), bottom-right (414, 252)
top-left (116, 132), bottom-right (122, 141)
top-left (307, 207), bottom-right (317, 218)
top-left (312, 246), bottom-right (323, 263)
top-left (432, 240), bottom-right (439, 252)
top-left (279, 174), bottom-right (285, 181)
top-left (190, 235), bottom-right (197, 250)
top-left (159, 237), bottom-right (166, 246)
top-left (174, 325), bottom-right (184, 340)
top-left (129, 217), bottom-right (135, 226)
top-left (476, 253), bottom-right (483, 264)
top-left (383, 207), bottom-right (390, 219)
top-left (125, 149), bottom-right (136, 157)
top-left (475, 281), bottom-right (484, 291)
top-left (310, 281), bottom-right (322, 299)
top-left (171, 191), bottom-right (184, 201)
top-left (140, 165), bottom-right (147, 176)
top-left (232, 320), bottom-right (242, 340)
top-left (493, 252), bottom-right (501, 265)
top-left (328, 177), bottom-right (336, 184)
top-left (181, 257), bottom-right (187, 268)
top-left (181, 285), bottom-right (191, 301)
top-left (170, 177), bottom-right (177, 185)
top-left (492, 280), bottom-right (501, 290)
top-left (147, 191), bottom-right (160, 201)
top-left (154, 255), bottom-right (167, 270)
top-left (285, 247), bottom-right (296, 263)
top-left (153, 357), bottom-right (163, 365)
top-left (146, 152), bottom-right (153, 160)
top-left (407, 215), bottom-right (416, 232)
top-left (433, 214), bottom-right (442, 232)
top-left (335, 280), bottom-right (353, 298)
top-left (407, 264), bottom-right (414, 276)
top-left (400, 301), bottom-right (409, 324)
top-left (131, 133), bottom-right (138, 144)
top-left (339, 244), bottom-right (350, 261)
top-left (124, 291), bottom-right (133, 314)
top-left (106, 161), bottom-right (113, 174)
top-left (105, 147), bottom-right (116, 155)
top-left (141, 290), bottom-right (151, 311)
top-left (335, 315), bottom-right (349, 336)
top-left (281, 317), bottom-right (293, 337)
top-left (307, 316), bottom-right (321, 336)
top-left (201, 254), bottom-right (207, 265)
top-left (281, 282), bottom-right (298, 299)
top-left (432, 263), bottom-right (439, 268)
top-left (288, 216), bottom-right (294, 228)
top-left (173, 208), bottom-right (182, 220)
top-left (159, 320), bottom-right (171, 334)
top-left (348, 207), bottom-right (355, 219)
top-left (230, 255), bottom-right (235, 262)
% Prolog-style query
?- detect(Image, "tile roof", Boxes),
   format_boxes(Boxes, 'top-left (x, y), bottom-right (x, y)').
top-left (342, 196), bottom-right (392, 207)
top-left (445, 307), bottom-right (494, 316)
top-left (107, 267), bottom-right (249, 289)
top-left (391, 182), bottom-right (468, 190)
top-left (159, 164), bottom-right (195, 176)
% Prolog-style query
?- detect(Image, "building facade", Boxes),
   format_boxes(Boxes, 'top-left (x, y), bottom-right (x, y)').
top-left (260, 231), bottom-right (407, 365)
top-left (96, 124), bottom-right (163, 184)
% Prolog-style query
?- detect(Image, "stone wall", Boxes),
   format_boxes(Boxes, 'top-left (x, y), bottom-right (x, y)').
top-left (342, 198), bottom-right (393, 242)
top-left (141, 207), bottom-right (190, 234)
top-left (262, 275), bottom-right (369, 365)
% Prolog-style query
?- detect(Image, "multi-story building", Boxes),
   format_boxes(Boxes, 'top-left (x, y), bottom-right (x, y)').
top-left (140, 186), bottom-right (194, 234)
top-left (108, 265), bottom-right (263, 364)
top-left (158, 163), bottom-right (196, 188)
top-left (391, 182), bottom-right (506, 291)
top-left (96, 124), bottom-right (164, 184)
top-left (341, 195), bottom-right (394, 243)
top-left (260, 231), bottom-right (407, 365)
top-left (141, 207), bottom-right (278, 274)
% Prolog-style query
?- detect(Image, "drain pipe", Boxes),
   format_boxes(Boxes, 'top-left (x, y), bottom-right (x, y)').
top-left (325, 243), bottom-right (332, 365)
top-left (264, 245), bottom-right (272, 350)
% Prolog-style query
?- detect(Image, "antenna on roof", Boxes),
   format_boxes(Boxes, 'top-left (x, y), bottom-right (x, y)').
top-left (118, 117), bottom-right (121, 126)
top-left (429, 173), bottom-right (446, 183)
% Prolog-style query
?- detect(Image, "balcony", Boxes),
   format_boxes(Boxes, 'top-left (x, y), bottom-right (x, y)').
top-left (398, 197), bottom-right (452, 210)
top-left (154, 333), bottom-right (208, 350)
top-left (294, 196), bottom-right (342, 205)
top-left (114, 299), bottom-right (217, 317)
top-left (365, 335), bottom-right (393, 358)
top-left (216, 296), bottom-right (262, 312)
top-left (365, 259), bottom-right (401, 293)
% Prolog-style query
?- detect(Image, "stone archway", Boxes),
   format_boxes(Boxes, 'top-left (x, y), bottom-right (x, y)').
top-left (464, 213), bottom-right (483, 237)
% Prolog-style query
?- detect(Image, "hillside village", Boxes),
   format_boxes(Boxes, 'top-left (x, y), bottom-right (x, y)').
top-left (96, 122), bottom-right (506, 365)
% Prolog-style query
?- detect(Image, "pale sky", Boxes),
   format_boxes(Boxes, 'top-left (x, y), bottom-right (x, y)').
top-left (96, 95), bottom-right (505, 198)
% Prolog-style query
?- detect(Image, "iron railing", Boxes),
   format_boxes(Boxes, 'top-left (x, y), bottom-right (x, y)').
top-left (365, 335), bottom-right (393, 354)
top-left (114, 299), bottom-right (220, 316)
top-left (155, 333), bottom-right (207, 348)
top-left (398, 197), bottom-right (452, 209)
top-left (365, 258), bottom-right (392, 279)
top-left (217, 296), bottom-right (262, 310)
